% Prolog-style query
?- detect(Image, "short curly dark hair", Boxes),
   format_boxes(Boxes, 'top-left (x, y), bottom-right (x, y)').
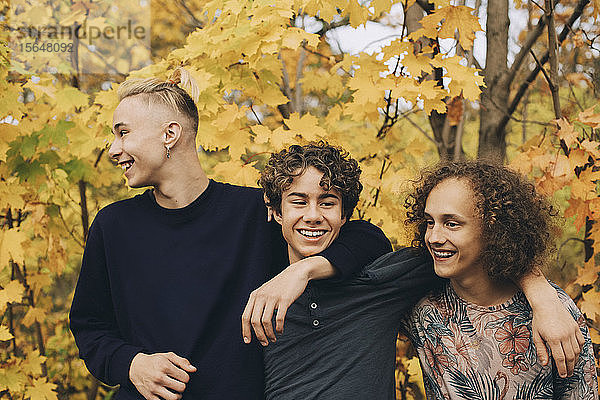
top-left (404, 160), bottom-right (558, 282)
top-left (260, 142), bottom-right (362, 220)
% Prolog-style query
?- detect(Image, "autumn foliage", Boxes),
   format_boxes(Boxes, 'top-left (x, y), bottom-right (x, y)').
top-left (0, 0), bottom-right (599, 398)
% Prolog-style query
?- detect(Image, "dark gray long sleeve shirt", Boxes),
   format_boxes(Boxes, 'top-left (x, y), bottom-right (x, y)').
top-left (263, 248), bottom-right (441, 400)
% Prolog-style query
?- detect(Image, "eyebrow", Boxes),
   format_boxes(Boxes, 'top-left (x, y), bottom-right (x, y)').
top-left (112, 122), bottom-right (127, 133)
top-left (286, 192), bottom-right (341, 200)
top-left (424, 212), bottom-right (463, 219)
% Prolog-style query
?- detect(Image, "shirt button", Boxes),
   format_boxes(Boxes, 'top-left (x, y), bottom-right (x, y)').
top-left (312, 319), bottom-right (320, 327)
top-left (310, 302), bottom-right (318, 309)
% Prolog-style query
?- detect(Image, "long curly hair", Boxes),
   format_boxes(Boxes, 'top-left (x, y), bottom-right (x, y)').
top-left (260, 142), bottom-right (362, 220)
top-left (404, 160), bottom-right (558, 281)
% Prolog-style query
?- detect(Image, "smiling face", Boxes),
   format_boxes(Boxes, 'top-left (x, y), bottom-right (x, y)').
top-left (274, 166), bottom-right (346, 264)
top-left (109, 95), bottom-right (168, 188)
top-left (424, 178), bottom-right (486, 284)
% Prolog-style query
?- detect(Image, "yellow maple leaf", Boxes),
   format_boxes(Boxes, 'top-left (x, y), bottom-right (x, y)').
top-left (256, 85), bottom-right (289, 107)
top-left (577, 105), bottom-right (600, 128)
top-left (268, 125), bottom-right (301, 150)
top-left (211, 104), bottom-right (244, 129)
top-left (27, 273), bottom-right (52, 299)
top-left (420, 5), bottom-right (481, 50)
top-left (580, 289), bottom-right (600, 321)
top-left (432, 55), bottom-right (484, 100)
top-left (252, 125), bottom-right (272, 144)
top-left (0, 365), bottom-right (27, 392)
top-left (555, 118), bottom-right (578, 148)
top-left (213, 160), bottom-right (261, 187)
top-left (568, 148), bottom-right (590, 170)
top-left (25, 378), bottom-right (58, 400)
top-left (580, 139), bottom-right (600, 159)
top-left (0, 179), bottom-right (26, 210)
top-left (285, 113), bottom-right (327, 142)
top-left (0, 325), bottom-right (13, 341)
top-left (401, 52), bottom-right (433, 77)
top-left (347, 0), bottom-right (370, 28)
top-left (574, 261), bottom-right (600, 287)
top-left (0, 228), bottom-right (27, 267)
top-left (281, 27), bottom-right (319, 50)
top-left (570, 168), bottom-right (600, 201)
top-left (0, 280), bottom-right (25, 306)
top-left (55, 87), bottom-right (90, 113)
top-left (564, 198), bottom-right (589, 232)
top-left (22, 350), bottom-right (47, 376)
top-left (22, 307), bottom-right (46, 328)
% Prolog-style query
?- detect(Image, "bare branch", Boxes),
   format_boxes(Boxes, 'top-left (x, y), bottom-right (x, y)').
top-left (295, 48), bottom-right (307, 115)
top-left (545, 0), bottom-right (562, 119)
top-left (250, 104), bottom-right (263, 125)
top-left (494, 0), bottom-right (589, 140)
top-left (176, 0), bottom-right (203, 28)
top-left (529, 50), bottom-right (553, 90)
top-left (405, 115), bottom-right (437, 144)
top-left (279, 53), bottom-right (295, 112)
top-left (503, 3), bottom-right (550, 88)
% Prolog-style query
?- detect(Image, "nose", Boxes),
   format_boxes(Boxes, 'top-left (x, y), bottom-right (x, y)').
top-left (426, 222), bottom-right (445, 245)
top-left (303, 203), bottom-right (323, 224)
top-left (108, 136), bottom-right (122, 161)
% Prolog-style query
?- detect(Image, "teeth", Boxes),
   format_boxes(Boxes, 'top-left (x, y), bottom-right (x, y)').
top-left (299, 229), bottom-right (326, 237)
top-left (120, 161), bottom-right (133, 171)
top-left (433, 250), bottom-right (454, 258)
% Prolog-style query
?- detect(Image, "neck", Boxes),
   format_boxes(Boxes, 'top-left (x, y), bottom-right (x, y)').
top-left (152, 149), bottom-right (209, 209)
top-left (451, 273), bottom-right (518, 307)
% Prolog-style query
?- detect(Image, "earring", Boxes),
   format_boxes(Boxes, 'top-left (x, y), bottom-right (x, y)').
top-left (166, 146), bottom-right (171, 159)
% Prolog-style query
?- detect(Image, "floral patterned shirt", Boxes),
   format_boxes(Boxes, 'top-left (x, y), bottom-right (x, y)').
top-left (404, 283), bottom-right (598, 400)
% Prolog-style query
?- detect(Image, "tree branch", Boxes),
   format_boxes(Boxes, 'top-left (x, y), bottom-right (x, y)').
top-left (494, 0), bottom-right (589, 140)
top-left (279, 53), bottom-right (295, 112)
top-left (294, 48), bottom-right (307, 115)
top-left (545, 0), bottom-right (562, 119)
top-left (503, 2), bottom-right (552, 88)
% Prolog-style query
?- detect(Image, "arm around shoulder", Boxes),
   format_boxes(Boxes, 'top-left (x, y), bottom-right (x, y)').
top-left (318, 219), bottom-right (392, 279)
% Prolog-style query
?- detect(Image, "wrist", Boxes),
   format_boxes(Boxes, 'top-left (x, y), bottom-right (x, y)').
top-left (289, 256), bottom-right (332, 281)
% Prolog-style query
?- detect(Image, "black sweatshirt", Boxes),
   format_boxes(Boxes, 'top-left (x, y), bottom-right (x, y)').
top-left (69, 180), bottom-right (391, 400)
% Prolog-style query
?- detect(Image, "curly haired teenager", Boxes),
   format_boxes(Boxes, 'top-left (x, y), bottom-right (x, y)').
top-left (253, 145), bottom-right (590, 399)
top-left (68, 70), bottom-right (392, 400)
top-left (404, 160), bottom-right (598, 399)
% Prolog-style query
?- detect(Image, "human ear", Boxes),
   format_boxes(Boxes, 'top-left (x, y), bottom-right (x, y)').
top-left (273, 211), bottom-right (283, 225)
top-left (163, 121), bottom-right (183, 148)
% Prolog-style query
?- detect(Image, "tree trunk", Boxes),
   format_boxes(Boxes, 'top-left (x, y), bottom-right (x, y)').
top-left (477, 0), bottom-right (509, 162)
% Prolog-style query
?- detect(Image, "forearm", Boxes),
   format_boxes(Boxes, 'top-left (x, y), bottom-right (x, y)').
top-left (517, 267), bottom-right (585, 378)
top-left (287, 255), bottom-right (336, 281)
top-left (69, 305), bottom-right (143, 386)
top-left (318, 220), bottom-right (392, 279)
top-left (517, 267), bottom-right (558, 307)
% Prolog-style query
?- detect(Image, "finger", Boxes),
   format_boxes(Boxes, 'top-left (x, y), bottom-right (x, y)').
top-left (250, 300), bottom-right (269, 346)
top-left (562, 341), bottom-right (576, 377)
top-left (571, 335), bottom-right (582, 359)
top-left (242, 294), bottom-right (256, 344)
top-left (575, 326), bottom-right (585, 348)
top-left (275, 301), bottom-right (290, 334)
top-left (261, 300), bottom-right (277, 342)
top-left (165, 352), bottom-right (196, 374)
top-left (157, 386), bottom-right (182, 400)
top-left (160, 375), bottom-right (187, 393)
top-left (549, 341), bottom-right (567, 378)
top-left (531, 329), bottom-right (548, 366)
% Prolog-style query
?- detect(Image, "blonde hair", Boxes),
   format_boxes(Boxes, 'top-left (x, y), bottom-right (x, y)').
top-left (118, 67), bottom-right (200, 136)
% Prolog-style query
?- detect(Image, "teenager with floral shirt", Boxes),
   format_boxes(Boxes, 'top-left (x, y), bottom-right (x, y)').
top-left (404, 161), bottom-right (598, 399)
